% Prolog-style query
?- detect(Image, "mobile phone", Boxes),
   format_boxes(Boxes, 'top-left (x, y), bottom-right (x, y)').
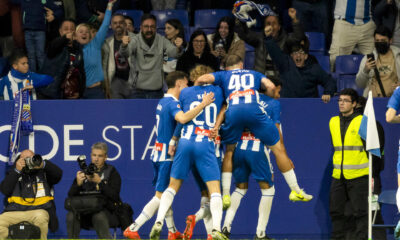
top-left (367, 53), bottom-right (375, 61)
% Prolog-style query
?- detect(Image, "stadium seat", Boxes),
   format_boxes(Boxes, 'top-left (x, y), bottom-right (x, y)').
top-left (194, 9), bottom-right (232, 33)
top-left (305, 32), bottom-right (325, 55)
top-left (244, 51), bottom-right (255, 69)
top-left (372, 190), bottom-right (397, 229)
top-left (151, 10), bottom-right (189, 30)
top-left (115, 9), bottom-right (143, 31)
top-left (313, 54), bottom-right (330, 73)
top-left (335, 54), bottom-right (364, 95)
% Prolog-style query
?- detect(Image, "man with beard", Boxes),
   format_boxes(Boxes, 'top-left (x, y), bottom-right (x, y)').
top-left (102, 14), bottom-right (136, 99)
top-left (120, 14), bottom-right (183, 99)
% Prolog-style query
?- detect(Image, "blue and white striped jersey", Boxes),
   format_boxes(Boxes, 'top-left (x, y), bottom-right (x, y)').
top-left (334, 0), bottom-right (371, 25)
top-left (237, 94), bottom-right (281, 152)
top-left (212, 69), bottom-right (265, 107)
top-left (179, 85), bottom-right (224, 142)
top-left (388, 87), bottom-right (400, 111)
top-left (152, 94), bottom-right (182, 162)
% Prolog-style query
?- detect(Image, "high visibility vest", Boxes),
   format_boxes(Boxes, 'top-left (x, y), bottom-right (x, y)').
top-left (329, 115), bottom-right (369, 179)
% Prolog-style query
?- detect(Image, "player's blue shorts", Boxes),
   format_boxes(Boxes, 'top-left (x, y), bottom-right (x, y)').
top-left (221, 104), bottom-right (280, 146)
top-left (171, 139), bottom-right (220, 182)
top-left (193, 156), bottom-right (222, 191)
top-left (398, 139), bottom-right (400, 173)
top-left (152, 161), bottom-right (172, 192)
top-left (233, 147), bottom-right (274, 186)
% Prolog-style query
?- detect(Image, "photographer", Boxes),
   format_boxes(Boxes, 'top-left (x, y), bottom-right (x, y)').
top-left (356, 25), bottom-right (400, 98)
top-left (0, 149), bottom-right (63, 240)
top-left (66, 142), bottom-right (123, 239)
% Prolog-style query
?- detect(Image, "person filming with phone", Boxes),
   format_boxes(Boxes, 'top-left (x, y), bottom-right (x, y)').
top-left (356, 25), bottom-right (400, 97)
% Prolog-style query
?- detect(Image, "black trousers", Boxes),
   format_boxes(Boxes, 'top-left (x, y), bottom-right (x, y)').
top-left (330, 176), bottom-right (368, 240)
top-left (66, 210), bottom-right (112, 239)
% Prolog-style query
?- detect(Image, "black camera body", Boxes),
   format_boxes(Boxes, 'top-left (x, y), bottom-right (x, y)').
top-left (24, 154), bottom-right (43, 170)
top-left (77, 155), bottom-right (96, 176)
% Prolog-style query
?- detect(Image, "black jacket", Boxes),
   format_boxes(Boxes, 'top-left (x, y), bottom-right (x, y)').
top-left (0, 160), bottom-right (63, 232)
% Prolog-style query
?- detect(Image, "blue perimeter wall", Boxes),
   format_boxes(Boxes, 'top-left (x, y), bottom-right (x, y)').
top-left (0, 98), bottom-right (398, 239)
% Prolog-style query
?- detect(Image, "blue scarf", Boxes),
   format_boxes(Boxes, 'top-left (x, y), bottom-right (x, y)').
top-left (8, 86), bottom-right (33, 165)
top-left (233, 1), bottom-right (277, 27)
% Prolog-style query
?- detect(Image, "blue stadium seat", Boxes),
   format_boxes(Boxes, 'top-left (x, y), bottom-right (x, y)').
top-left (335, 54), bottom-right (364, 94)
top-left (115, 9), bottom-right (143, 31)
top-left (244, 51), bottom-right (255, 69)
top-left (194, 9), bottom-right (232, 32)
top-left (305, 32), bottom-right (325, 55)
top-left (313, 54), bottom-right (330, 73)
top-left (151, 10), bottom-right (189, 29)
top-left (372, 190), bottom-right (397, 229)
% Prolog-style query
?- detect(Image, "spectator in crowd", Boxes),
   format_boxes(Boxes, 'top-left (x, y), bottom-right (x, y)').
top-left (291, 0), bottom-right (331, 47)
top-left (66, 142), bottom-right (122, 239)
top-left (328, 88), bottom-right (378, 240)
top-left (15, 0), bottom-right (61, 72)
top-left (46, 0), bottom-right (66, 43)
top-left (207, 16), bottom-right (245, 70)
top-left (74, 0), bottom-right (109, 24)
top-left (176, 30), bottom-right (219, 78)
top-left (234, 7), bottom-right (304, 80)
top-left (75, 0), bottom-right (116, 99)
top-left (119, 14), bottom-right (183, 99)
top-left (151, 0), bottom-right (176, 10)
top-left (329, 0), bottom-right (376, 71)
top-left (0, 149), bottom-right (63, 239)
top-left (0, 49), bottom-right (53, 100)
top-left (374, 0), bottom-right (400, 48)
top-left (38, 19), bottom-right (86, 99)
top-left (125, 16), bottom-right (136, 33)
top-left (164, 19), bottom-right (186, 73)
top-left (356, 26), bottom-right (400, 97)
top-left (264, 25), bottom-right (336, 100)
top-left (103, 14), bottom-right (136, 99)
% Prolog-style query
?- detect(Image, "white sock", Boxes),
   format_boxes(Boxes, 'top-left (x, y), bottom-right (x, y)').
top-left (256, 186), bottom-right (275, 238)
top-left (203, 214), bottom-right (213, 235)
top-left (282, 169), bottom-right (301, 193)
top-left (195, 197), bottom-right (210, 221)
top-left (223, 188), bottom-right (247, 232)
top-left (397, 188), bottom-right (400, 212)
top-left (130, 196), bottom-right (160, 231)
top-left (156, 188), bottom-right (176, 223)
top-left (222, 172), bottom-right (232, 196)
top-left (210, 192), bottom-right (223, 231)
top-left (165, 207), bottom-right (176, 233)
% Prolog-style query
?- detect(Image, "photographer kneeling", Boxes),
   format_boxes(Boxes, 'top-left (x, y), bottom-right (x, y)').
top-left (66, 142), bottom-right (126, 239)
top-left (0, 149), bottom-right (63, 240)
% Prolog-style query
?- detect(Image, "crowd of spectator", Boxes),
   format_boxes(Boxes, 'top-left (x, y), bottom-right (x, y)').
top-left (0, 0), bottom-right (399, 100)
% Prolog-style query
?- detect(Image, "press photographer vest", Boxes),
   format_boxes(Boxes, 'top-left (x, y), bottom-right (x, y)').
top-left (329, 115), bottom-right (369, 179)
top-left (80, 164), bottom-right (114, 194)
top-left (5, 170), bottom-right (54, 211)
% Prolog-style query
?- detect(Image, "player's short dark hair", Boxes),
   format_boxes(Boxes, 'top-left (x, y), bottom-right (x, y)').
top-left (59, 18), bottom-right (76, 29)
top-left (141, 13), bottom-right (157, 24)
top-left (9, 48), bottom-right (27, 65)
top-left (268, 75), bottom-right (282, 87)
top-left (374, 25), bottom-right (393, 39)
top-left (112, 13), bottom-right (125, 20)
top-left (339, 88), bottom-right (359, 103)
top-left (166, 71), bottom-right (188, 88)
top-left (225, 54), bottom-right (242, 68)
top-left (125, 16), bottom-right (134, 25)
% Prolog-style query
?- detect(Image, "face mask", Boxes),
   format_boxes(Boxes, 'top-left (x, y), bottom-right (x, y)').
top-left (375, 42), bottom-right (390, 54)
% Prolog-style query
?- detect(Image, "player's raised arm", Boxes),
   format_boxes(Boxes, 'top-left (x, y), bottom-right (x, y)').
top-left (175, 91), bottom-right (215, 124)
top-left (196, 73), bottom-right (216, 85)
top-left (261, 77), bottom-right (276, 98)
top-left (386, 108), bottom-right (400, 123)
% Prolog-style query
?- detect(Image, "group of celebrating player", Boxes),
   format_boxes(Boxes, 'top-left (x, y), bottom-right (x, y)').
top-left (123, 54), bottom-right (313, 240)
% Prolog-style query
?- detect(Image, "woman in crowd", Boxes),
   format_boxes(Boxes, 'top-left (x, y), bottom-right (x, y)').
top-left (207, 16), bottom-right (245, 70)
top-left (74, 0), bottom-right (116, 99)
top-left (163, 19), bottom-right (186, 73)
top-left (176, 29), bottom-right (219, 79)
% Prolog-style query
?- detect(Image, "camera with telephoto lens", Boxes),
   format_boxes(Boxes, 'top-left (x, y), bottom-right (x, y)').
top-left (77, 155), bottom-right (96, 176)
top-left (24, 154), bottom-right (43, 172)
